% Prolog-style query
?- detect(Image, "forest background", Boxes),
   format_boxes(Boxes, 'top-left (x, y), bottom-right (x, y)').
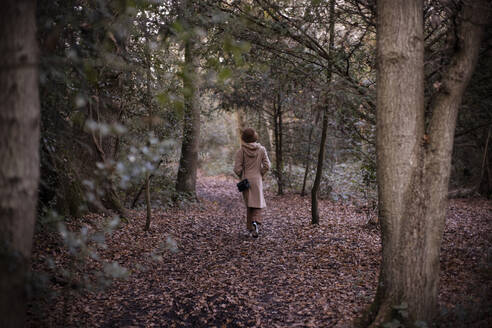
top-left (35, 0), bottom-right (492, 223)
top-left (0, 0), bottom-right (491, 327)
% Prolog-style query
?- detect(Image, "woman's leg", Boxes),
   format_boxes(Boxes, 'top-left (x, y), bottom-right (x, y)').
top-left (251, 208), bottom-right (262, 225)
top-left (246, 207), bottom-right (253, 231)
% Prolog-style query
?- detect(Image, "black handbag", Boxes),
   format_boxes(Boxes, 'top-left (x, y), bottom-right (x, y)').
top-left (237, 149), bottom-right (250, 192)
top-left (237, 178), bottom-right (250, 192)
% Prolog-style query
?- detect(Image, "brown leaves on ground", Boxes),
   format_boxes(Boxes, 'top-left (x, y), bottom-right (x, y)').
top-left (28, 175), bottom-right (491, 327)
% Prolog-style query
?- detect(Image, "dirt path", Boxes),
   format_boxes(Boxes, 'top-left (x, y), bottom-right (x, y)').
top-left (29, 175), bottom-right (491, 327)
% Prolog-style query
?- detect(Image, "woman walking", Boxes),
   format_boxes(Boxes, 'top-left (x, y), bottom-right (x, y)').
top-left (234, 128), bottom-right (271, 237)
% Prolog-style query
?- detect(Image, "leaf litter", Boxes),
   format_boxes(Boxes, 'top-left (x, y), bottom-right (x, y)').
top-left (28, 175), bottom-right (491, 327)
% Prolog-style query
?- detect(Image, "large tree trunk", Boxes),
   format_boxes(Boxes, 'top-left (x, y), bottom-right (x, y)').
top-left (0, 1), bottom-right (40, 327)
top-left (176, 0), bottom-right (201, 196)
top-left (311, 0), bottom-right (335, 225)
top-left (360, 0), bottom-right (488, 326)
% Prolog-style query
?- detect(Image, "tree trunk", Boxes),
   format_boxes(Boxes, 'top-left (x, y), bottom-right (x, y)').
top-left (131, 160), bottom-right (162, 209)
top-left (236, 105), bottom-right (246, 144)
top-left (176, 0), bottom-right (201, 196)
top-left (274, 91), bottom-right (284, 195)
top-left (87, 92), bottom-right (128, 218)
top-left (302, 105), bottom-right (321, 196)
top-left (478, 125), bottom-right (491, 196)
top-left (278, 93), bottom-right (284, 193)
top-left (301, 124), bottom-right (314, 196)
top-left (311, 0), bottom-right (335, 225)
top-left (144, 43), bottom-right (152, 231)
top-left (257, 108), bottom-right (271, 152)
top-left (311, 104), bottom-right (329, 224)
top-left (144, 172), bottom-right (152, 230)
top-left (360, 0), bottom-right (488, 326)
top-left (131, 178), bottom-right (147, 209)
top-left (0, 1), bottom-right (39, 327)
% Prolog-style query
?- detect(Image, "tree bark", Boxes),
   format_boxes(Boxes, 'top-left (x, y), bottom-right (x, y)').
top-left (132, 178), bottom-right (147, 209)
top-left (301, 123), bottom-right (314, 197)
top-left (311, 103), bottom-right (329, 225)
top-left (478, 125), bottom-right (491, 196)
top-left (273, 91), bottom-right (284, 195)
top-left (0, 1), bottom-right (40, 327)
top-left (236, 105), bottom-right (246, 144)
top-left (144, 42), bottom-right (152, 231)
top-left (258, 108), bottom-right (272, 152)
top-left (302, 105), bottom-right (321, 196)
top-left (86, 92), bottom-right (128, 218)
top-left (144, 172), bottom-right (152, 230)
top-left (176, 0), bottom-right (201, 196)
top-left (311, 0), bottom-right (335, 225)
top-left (360, 0), bottom-right (488, 326)
top-left (131, 160), bottom-right (163, 209)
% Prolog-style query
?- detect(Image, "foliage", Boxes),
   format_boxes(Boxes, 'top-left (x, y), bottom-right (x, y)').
top-left (199, 111), bottom-right (239, 177)
top-left (30, 211), bottom-right (129, 325)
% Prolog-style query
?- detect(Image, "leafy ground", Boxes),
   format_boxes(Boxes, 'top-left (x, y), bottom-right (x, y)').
top-left (28, 175), bottom-right (491, 327)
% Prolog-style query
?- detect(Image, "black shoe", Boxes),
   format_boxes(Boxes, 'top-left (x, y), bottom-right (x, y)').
top-left (252, 221), bottom-right (259, 238)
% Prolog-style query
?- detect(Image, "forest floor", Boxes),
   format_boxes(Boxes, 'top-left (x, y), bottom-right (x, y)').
top-left (28, 175), bottom-right (491, 328)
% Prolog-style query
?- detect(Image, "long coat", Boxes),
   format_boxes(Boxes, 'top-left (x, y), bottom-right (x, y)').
top-left (234, 142), bottom-right (271, 208)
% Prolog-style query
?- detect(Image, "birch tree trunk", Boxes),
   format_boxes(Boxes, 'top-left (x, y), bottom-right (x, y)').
top-left (0, 1), bottom-right (40, 326)
top-left (360, 0), bottom-right (489, 326)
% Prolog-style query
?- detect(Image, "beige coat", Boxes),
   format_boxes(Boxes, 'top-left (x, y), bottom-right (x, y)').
top-left (234, 142), bottom-right (271, 208)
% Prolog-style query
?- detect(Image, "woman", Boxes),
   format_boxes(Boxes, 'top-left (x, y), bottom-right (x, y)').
top-left (234, 128), bottom-right (271, 238)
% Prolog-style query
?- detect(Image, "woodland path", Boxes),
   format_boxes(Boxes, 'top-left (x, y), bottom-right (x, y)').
top-left (29, 175), bottom-right (492, 327)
